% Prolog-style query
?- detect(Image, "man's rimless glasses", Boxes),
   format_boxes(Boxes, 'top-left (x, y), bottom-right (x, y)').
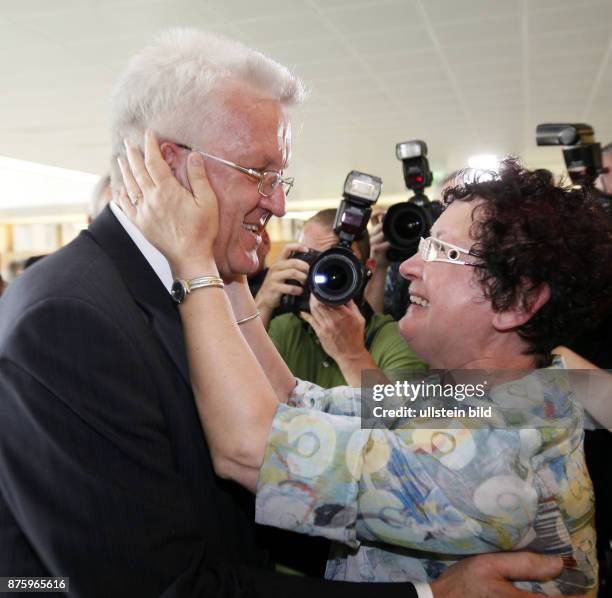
top-left (175, 143), bottom-right (294, 197)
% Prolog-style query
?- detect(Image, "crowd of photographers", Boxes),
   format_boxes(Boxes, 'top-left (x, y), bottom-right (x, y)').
top-left (251, 135), bottom-right (612, 377)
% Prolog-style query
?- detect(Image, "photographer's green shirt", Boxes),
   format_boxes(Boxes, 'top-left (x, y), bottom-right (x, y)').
top-left (267, 309), bottom-right (427, 388)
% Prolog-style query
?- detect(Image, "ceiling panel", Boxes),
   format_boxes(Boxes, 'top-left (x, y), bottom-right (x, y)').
top-left (345, 27), bottom-right (434, 57)
top-left (322, 1), bottom-right (425, 36)
top-left (361, 48), bottom-right (443, 74)
top-left (294, 57), bottom-right (369, 82)
top-left (422, 0), bottom-right (519, 24)
top-left (378, 65), bottom-right (449, 87)
top-left (207, 0), bottom-right (308, 19)
top-left (259, 38), bottom-right (354, 68)
top-left (529, 28), bottom-right (610, 57)
top-left (435, 14), bottom-right (521, 47)
top-left (233, 13), bottom-right (330, 47)
top-left (1, 0), bottom-right (610, 202)
top-left (528, 2), bottom-right (612, 34)
top-left (0, 0), bottom-right (84, 19)
top-left (527, 0), bottom-right (607, 12)
top-left (444, 39), bottom-right (522, 65)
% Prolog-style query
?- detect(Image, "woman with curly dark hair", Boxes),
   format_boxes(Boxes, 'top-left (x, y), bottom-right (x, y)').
top-left (423, 160), bottom-right (611, 367)
top-left (118, 136), bottom-right (611, 595)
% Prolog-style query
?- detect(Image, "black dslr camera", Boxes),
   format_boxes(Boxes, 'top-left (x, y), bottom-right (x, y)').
top-left (280, 170), bottom-right (381, 312)
top-left (535, 123), bottom-right (608, 187)
top-left (383, 140), bottom-right (443, 261)
top-left (536, 123), bottom-right (611, 212)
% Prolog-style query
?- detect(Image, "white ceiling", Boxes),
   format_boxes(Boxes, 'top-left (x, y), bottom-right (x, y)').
top-left (1, 0), bottom-right (611, 203)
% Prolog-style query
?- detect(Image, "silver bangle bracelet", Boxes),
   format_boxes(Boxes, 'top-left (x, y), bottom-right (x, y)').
top-left (236, 310), bottom-right (261, 325)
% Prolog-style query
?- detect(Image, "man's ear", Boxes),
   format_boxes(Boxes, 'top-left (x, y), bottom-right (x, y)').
top-left (492, 282), bottom-right (551, 332)
top-left (159, 141), bottom-right (181, 176)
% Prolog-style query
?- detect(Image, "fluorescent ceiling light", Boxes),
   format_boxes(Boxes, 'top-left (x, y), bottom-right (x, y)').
top-left (468, 154), bottom-right (499, 171)
top-left (0, 155), bottom-right (99, 210)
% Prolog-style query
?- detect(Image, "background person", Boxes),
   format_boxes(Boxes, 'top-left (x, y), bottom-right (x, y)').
top-left (89, 172), bottom-right (112, 221)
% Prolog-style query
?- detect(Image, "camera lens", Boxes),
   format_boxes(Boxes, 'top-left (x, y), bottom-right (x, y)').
top-left (310, 248), bottom-right (364, 306)
top-left (383, 202), bottom-right (432, 250)
top-left (391, 210), bottom-right (423, 241)
top-left (314, 264), bottom-right (349, 293)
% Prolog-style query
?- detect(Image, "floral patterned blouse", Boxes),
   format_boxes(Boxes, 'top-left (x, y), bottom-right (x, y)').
top-left (255, 359), bottom-right (598, 596)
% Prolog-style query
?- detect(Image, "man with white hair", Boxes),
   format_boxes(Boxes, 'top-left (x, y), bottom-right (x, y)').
top-left (0, 29), bottom-right (572, 598)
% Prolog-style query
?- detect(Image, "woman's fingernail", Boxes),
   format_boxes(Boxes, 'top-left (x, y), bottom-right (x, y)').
top-left (189, 152), bottom-right (203, 166)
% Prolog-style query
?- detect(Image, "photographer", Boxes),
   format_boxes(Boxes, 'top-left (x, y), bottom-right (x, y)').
top-left (266, 209), bottom-right (427, 387)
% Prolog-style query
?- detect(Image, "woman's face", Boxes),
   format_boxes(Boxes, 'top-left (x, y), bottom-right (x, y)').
top-left (399, 200), bottom-right (498, 369)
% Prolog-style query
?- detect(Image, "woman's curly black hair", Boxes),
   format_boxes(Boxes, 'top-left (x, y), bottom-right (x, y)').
top-left (443, 158), bottom-right (612, 364)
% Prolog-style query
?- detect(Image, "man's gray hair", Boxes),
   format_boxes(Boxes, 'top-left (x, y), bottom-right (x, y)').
top-left (109, 28), bottom-right (306, 191)
top-left (601, 142), bottom-right (612, 155)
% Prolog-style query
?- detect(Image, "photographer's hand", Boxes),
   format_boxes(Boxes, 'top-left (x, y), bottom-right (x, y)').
top-left (300, 297), bottom-right (377, 387)
top-left (254, 242), bottom-right (309, 328)
top-left (370, 209), bottom-right (391, 269)
top-left (364, 209), bottom-right (390, 313)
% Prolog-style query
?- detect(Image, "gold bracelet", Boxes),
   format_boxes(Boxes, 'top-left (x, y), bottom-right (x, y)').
top-left (187, 275), bottom-right (224, 289)
top-left (236, 310), bottom-right (261, 325)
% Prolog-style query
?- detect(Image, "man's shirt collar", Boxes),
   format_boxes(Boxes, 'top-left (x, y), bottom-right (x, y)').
top-left (109, 201), bottom-right (173, 292)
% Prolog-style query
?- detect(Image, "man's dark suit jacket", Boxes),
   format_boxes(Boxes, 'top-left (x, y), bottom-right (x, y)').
top-left (0, 207), bottom-right (416, 598)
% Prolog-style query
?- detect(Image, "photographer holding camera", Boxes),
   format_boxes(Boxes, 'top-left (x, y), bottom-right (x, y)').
top-left (253, 239), bottom-right (310, 328)
top-left (265, 208), bottom-right (426, 387)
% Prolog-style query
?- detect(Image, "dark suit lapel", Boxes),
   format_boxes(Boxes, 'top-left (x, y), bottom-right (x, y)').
top-left (87, 206), bottom-right (191, 385)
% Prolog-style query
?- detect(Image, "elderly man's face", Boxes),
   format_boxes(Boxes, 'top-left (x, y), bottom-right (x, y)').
top-left (194, 84), bottom-right (291, 276)
top-left (398, 200), bottom-right (497, 368)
